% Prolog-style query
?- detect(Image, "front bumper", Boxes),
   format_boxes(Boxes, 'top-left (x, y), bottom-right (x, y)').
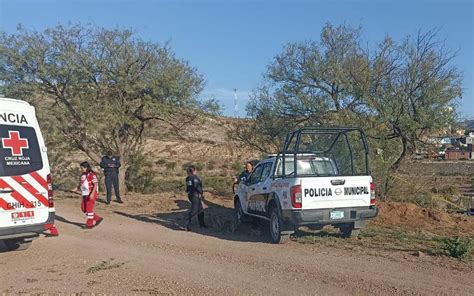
top-left (0, 211), bottom-right (55, 240)
top-left (282, 206), bottom-right (378, 227)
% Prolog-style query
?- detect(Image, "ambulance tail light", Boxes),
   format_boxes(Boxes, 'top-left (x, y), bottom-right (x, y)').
top-left (291, 185), bottom-right (302, 208)
top-left (370, 182), bottom-right (376, 206)
top-left (47, 173), bottom-right (54, 207)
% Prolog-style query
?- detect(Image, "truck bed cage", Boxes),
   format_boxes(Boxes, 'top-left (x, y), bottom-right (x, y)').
top-left (277, 127), bottom-right (370, 178)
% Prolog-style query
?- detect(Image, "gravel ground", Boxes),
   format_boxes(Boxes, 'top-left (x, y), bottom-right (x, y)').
top-left (1, 195), bottom-right (473, 295)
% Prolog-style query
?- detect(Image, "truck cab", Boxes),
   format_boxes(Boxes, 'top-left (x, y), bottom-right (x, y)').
top-left (234, 127), bottom-right (378, 243)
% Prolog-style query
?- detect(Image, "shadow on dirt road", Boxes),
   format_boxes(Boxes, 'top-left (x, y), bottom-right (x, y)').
top-left (55, 215), bottom-right (85, 229)
top-left (114, 198), bottom-right (270, 244)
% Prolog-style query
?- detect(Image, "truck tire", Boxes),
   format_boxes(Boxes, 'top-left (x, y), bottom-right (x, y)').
top-left (269, 206), bottom-right (289, 244)
top-left (234, 198), bottom-right (248, 225)
top-left (340, 223), bottom-right (361, 238)
top-left (4, 239), bottom-right (32, 251)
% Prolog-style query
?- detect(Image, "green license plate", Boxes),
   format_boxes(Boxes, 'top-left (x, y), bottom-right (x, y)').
top-left (330, 211), bottom-right (344, 220)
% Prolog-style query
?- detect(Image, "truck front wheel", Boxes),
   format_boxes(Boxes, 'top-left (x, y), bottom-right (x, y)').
top-left (235, 198), bottom-right (251, 225)
top-left (269, 206), bottom-right (289, 244)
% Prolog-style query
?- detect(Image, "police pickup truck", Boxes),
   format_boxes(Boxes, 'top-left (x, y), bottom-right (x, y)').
top-left (234, 127), bottom-right (378, 243)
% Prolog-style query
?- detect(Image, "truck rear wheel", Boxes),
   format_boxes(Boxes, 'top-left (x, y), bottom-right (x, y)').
top-left (4, 238), bottom-right (32, 251)
top-left (269, 206), bottom-right (289, 244)
top-left (340, 223), bottom-right (361, 238)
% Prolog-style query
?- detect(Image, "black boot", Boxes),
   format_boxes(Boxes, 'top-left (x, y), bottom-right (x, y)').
top-left (198, 213), bottom-right (207, 228)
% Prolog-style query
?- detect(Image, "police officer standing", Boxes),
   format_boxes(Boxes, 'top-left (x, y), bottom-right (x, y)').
top-left (185, 165), bottom-right (207, 231)
top-left (100, 151), bottom-right (123, 205)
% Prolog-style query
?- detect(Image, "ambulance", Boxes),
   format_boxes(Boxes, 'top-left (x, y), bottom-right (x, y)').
top-left (0, 97), bottom-right (55, 251)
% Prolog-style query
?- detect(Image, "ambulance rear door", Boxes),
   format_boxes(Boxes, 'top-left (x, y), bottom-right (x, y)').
top-left (0, 106), bottom-right (51, 229)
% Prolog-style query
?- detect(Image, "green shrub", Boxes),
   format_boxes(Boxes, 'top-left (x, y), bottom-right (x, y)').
top-left (156, 179), bottom-right (184, 193)
top-left (440, 236), bottom-right (473, 260)
top-left (156, 159), bottom-right (167, 165)
top-left (413, 193), bottom-right (435, 208)
top-left (207, 160), bottom-right (217, 170)
top-left (125, 151), bottom-right (158, 193)
top-left (181, 162), bottom-right (204, 171)
top-left (182, 162), bottom-right (191, 170)
top-left (196, 162), bottom-right (205, 171)
top-left (203, 177), bottom-right (232, 195)
top-left (231, 161), bottom-right (242, 171)
top-left (165, 162), bottom-right (177, 170)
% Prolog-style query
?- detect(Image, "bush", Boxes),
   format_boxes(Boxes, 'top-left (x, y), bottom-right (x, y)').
top-left (203, 177), bottom-right (232, 195)
top-left (156, 159), bottom-right (167, 165)
top-left (181, 162), bottom-right (204, 171)
top-left (231, 161), bottom-right (242, 172)
top-left (156, 179), bottom-right (184, 193)
top-left (165, 162), bottom-right (177, 170)
top-left (413, 193), bottom-right (435, 208)
top-left (207, 160), bottom-right (217, 170)
top-left (125, 151), bottom-right (158, 193)
top-left (440, 236), bottom-right (473, 260)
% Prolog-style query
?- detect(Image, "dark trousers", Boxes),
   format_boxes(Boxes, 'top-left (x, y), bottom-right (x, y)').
top-left (105, 173), bottom-right (121, 203)
top-left (187, 193), bottom-right (205, 227)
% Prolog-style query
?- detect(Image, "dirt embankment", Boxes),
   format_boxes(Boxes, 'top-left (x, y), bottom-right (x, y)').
top-left (375, 201), bottom-right (474, 237)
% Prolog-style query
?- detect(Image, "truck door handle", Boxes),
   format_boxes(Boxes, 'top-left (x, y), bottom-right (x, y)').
top-left (262, 187), bottom-right (267, 190)
top-left (331, 179), bottom-right (346, 185)
top-left (251, 188), bottom-right (255, 191)
top-left (0, 190), bottom-right (14, 194)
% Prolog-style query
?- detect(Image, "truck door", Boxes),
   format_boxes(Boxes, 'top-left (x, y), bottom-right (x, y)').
top-left (247, 163), bottom-right (273, 215)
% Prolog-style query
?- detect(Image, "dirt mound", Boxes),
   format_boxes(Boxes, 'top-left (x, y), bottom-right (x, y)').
top-left (374, 201), bottom-right (474, 236)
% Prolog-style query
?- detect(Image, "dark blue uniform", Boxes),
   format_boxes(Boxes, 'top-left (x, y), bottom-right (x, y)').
top-left (238, 170), bottom-right (251, 183)
top-left (100, 155), bottom-right (123, 204)
top-left (185, 175), bottom-right (206, 228)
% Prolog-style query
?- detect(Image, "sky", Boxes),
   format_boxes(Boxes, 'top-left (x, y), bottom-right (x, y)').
top-left (0, 0), bottom-right (473, 118)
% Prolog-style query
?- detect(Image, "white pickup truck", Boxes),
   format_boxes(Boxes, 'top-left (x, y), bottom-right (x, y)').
top-left (234, 127), bottom-right (378, 243)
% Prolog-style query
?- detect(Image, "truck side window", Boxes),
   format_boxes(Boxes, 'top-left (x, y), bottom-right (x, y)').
top-left (248, 164), bottom-right (264, 185)
top-left (260, 163), bottom-right (272, 182)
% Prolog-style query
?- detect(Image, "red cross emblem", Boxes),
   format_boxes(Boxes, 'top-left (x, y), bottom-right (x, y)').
top-left (1, 131), bottom-right (29, 156)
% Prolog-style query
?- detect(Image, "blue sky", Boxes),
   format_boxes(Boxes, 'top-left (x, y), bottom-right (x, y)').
top-left (1, 0), bottom-right (473, 118)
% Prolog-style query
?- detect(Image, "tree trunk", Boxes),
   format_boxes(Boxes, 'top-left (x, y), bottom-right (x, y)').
top-left (382, 136), bottom-right (408, 198)
top-left (119, 167), bottom-right (127, 195)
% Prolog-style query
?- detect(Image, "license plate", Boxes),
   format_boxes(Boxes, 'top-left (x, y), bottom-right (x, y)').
top-left (330, 211), bottom-right (344, 220)
top-left (11, 211), bottom-right (35, 222)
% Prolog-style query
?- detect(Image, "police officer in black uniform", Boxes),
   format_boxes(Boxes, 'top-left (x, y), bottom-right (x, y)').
top-left (185, 165), bottom-right (207, 231)
top-left (100, 151), bottom-right (123, 204)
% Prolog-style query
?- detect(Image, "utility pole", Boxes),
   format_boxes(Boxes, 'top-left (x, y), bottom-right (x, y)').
top-left (234, 88), bottom-right (238, 118)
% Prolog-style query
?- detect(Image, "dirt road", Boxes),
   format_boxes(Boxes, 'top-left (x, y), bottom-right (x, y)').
top-left (1, 195), bottom-right (473, 295)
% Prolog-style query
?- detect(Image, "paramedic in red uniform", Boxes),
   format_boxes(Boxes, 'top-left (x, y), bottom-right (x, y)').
top-left (78, 161), bottom-right (103, 229)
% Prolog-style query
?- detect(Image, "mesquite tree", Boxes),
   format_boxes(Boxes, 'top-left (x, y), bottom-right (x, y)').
top-left (0, 24), bottom-right (207, 192)
top-left (234, 24), bottom-right (462, 197)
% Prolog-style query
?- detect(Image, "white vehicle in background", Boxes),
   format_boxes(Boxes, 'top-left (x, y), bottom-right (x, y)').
top-left (234, 127), bottom-right (378, 243)
top-left (0, 98), bottom-right (55, 251)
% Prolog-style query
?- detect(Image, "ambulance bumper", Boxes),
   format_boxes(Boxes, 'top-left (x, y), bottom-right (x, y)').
top-left (0, 211), bottom-right (55, 240)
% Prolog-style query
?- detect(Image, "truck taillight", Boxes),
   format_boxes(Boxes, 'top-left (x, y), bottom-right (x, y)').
top-left (370, 182), bottom-right (376, 206)
top-left (291, 185), bottom-right (302, 208)
top-left (47, 173), bottom-right (54, 207)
